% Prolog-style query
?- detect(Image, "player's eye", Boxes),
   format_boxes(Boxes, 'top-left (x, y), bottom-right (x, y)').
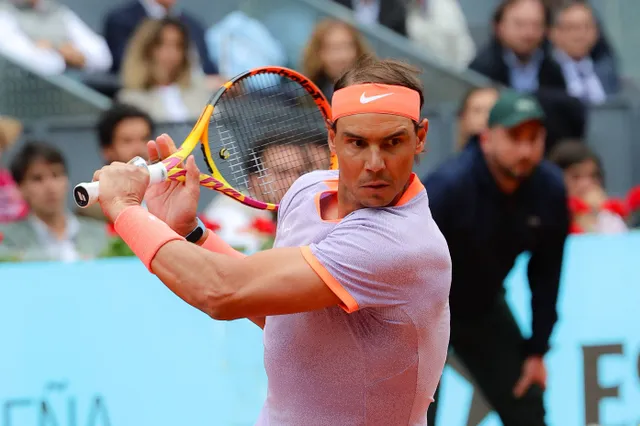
top-left (350, 139), bottom-right (365, 148)
top-left (389, 138), bottom-right (403, 147)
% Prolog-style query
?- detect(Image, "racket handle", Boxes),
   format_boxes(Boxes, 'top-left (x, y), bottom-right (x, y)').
top-left (73, 160), bottom-right (168, 208)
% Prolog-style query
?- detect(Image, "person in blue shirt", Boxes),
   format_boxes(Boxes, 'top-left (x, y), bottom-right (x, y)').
top-left (424, 90), bottom-right (570, 426)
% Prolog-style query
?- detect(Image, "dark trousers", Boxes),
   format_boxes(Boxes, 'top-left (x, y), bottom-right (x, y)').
top-left (427, 298), bottom-right (546, 426)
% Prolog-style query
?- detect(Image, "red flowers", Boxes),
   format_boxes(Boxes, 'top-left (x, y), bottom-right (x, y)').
top-left (105, 222), bottom-right (118, 237)
top-left (199, 215), bottom-right (221, 232)
top-left (249, 217), bottom-right (277, 235)
top-left (627, 185), bottom-right (640, 212)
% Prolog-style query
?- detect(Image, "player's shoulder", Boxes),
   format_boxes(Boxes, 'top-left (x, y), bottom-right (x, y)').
top-left (278, 170), bottom-right (338, 216)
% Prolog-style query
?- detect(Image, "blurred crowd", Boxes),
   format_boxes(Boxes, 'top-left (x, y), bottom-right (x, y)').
top-left (0, 0), bottom-right (638, 260)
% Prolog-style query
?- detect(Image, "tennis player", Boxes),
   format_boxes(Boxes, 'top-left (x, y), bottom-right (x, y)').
top-left (93, 58), bottom-right (452, 425)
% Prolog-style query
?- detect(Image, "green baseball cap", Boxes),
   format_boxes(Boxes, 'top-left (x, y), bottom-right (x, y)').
top-left (488, 90), bottom-right (545, 128)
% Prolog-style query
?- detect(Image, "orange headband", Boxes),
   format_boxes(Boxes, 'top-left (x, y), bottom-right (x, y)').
top-left (331, 83), bottom-right (420, 122)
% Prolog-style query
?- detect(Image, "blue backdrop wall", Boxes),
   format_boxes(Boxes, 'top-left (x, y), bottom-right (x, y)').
top-left (1, 233), bottom-right (639, 426)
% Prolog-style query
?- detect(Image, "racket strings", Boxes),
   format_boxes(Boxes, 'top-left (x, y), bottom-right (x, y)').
top-left (206, 72), bottom-right (330, 204)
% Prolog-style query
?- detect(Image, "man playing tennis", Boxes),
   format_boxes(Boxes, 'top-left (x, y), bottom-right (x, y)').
top-left (94, 58), bottom-right (451, 425)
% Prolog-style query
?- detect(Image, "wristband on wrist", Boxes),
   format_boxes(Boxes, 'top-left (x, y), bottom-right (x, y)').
top-left (114, 206), bottom-right (184, 271)
top-left (185, 217), bottom-right (206, 243)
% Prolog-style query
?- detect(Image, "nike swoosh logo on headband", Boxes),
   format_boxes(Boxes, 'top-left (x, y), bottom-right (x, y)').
top-left (360, 92), bottom-right (393, 104)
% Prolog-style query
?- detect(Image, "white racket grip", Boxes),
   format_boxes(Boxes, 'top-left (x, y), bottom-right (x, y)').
top-left (73, 161), bottom-right (168, 208)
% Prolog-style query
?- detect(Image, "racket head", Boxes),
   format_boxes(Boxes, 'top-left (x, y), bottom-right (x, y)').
top-left (199, 66), bottom-right (335, 211)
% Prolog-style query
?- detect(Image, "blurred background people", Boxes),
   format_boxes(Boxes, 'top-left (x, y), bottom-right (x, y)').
top-left (469, 0), bottom-right (565, 93)
top-left (455, 86), bottom-right (499, 151)
top-left (301, 19), bottom-right (372, 101)
top-left (76, 103), bottom-right (156, 222)
top-left (332, 0), bottom-right (408, 36)
top-left (406, 0), bottom-right (476, 70)
top-left (118, 17), bottom-right (211, 123)
top-left (0, 116), bottom-right (28, 223)
top-left (549, 1), bottom-right (620, 104)
top-left (0, 142), bottom-right (108, 261)
top-left (549, 139), bottom-right (627, 234)
top-left (103, 0), bottom-right (220, 88)
top-left (0, 0), bottom-right (112, 75)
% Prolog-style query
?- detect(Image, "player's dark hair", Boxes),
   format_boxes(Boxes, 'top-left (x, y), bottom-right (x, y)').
top-left (548, 139), bottom-right (604, 183)
top-left (334, 56), bottom-right (425, 110)
top-left (96, 103), bottom-right (155, 149)
top-left (10, 141), bottom-right (67, 184)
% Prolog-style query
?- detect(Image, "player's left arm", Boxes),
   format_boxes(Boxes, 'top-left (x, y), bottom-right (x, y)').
top-left (150, 242), bottom-right (342, 320)
top-left (525, 184), bottom-right (570, 356)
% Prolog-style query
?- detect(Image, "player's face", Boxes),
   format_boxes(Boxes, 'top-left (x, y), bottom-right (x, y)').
top-left (19, 160), bottom-right (68, 219)
top-left (103, 117), bottom-right (152, 164)
top-left (249, 144), bottom-right (307, 204)
top-left (483, 120), bottom-right (545, 181)
top-left (330, 113), bottom-right (427, 208)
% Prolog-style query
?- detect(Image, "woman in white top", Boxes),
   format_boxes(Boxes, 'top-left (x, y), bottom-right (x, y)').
top-left (118, 17), bottom-right (210, 123)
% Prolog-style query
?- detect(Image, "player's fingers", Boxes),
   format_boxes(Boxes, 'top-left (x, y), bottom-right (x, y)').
top-left (147, 140), bottom-right (160, 163)
top-left (185, 155), bottom-right (200, 190)
top-left (156, 134), bottom-right (174, 160)
top-left (512, 375), bottom-right (531, 398)
top-left (92, 169), bottom-right (101, 182)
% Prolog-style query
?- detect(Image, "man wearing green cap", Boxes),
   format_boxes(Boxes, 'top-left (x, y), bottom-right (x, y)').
top-left (424, 90), bottom-right (569, 425)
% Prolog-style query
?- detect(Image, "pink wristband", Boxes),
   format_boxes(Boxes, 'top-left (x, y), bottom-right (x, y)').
top-left (114, 205), bottom-right (184, 271)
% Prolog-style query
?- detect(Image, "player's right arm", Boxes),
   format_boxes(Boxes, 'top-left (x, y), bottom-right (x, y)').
top-left (148, 211), bottom-right (450, 321)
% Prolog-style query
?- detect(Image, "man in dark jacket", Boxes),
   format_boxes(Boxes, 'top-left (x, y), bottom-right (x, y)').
top-left (103, 0), bottom-right (218, 76)
top-left (424, 90), bottom-right (570, 426)
top-left (469, 0), bottom-right (566, 91)
top-left (469, 0), bottom-right (586, 153)
top-left (332, 0), bottom-right (407, 36)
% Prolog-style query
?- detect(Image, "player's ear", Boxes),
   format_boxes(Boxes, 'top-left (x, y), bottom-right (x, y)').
top-left (415, 118), bottom-right (428, 155)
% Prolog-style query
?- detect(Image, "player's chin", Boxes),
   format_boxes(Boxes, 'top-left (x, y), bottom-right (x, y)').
top-left (357, 188), bottom-right (395, 207)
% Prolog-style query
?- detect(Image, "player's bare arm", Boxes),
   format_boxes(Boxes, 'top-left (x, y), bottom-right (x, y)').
top-left (150, 240), bottom-right (341, 320)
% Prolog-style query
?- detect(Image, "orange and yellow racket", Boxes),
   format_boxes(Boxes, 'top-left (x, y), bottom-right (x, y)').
top-left (73, 66), bottom-right (337, 211)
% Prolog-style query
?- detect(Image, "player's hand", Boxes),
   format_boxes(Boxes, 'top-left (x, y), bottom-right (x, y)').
top-left (93, 162), bottom-right (148, 222)
top-left (144, 134), bottom-right (201, 236)
top-left (513, 355), bottom-right (547, 398)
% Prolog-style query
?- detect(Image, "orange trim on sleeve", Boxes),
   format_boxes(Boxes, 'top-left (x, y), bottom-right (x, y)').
top-left (395, 173), bottom-right (425, 206)
top-left (314, 179), bottom-right (341, 223)
top-left (300, 246), bottom-right (359, 313)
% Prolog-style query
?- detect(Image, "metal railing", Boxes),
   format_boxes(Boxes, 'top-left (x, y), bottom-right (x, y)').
top-left (0, 54), bottom-right (111, 121)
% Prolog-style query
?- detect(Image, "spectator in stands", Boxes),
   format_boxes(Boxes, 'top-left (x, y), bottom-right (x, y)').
top-left (470, 0), bottom-right (587, 154)
top-left (104, 0), bottom-right (220, 87)
top-left (97, 103), bottom-right (155, 165)
top-left (406, 0), bottom-right (476, 70)
top-left (118, 17), bottom-right (211, 123)
top-left (77, 104), bottom-right (156, 222)
top-left (469, 0), bottom-right (566, 92)
top-left (0, 0), bottom-right (112, 75)
top-left (0, 142), bottom-right (108, 262)
top-left (0, 117), bottom-right (29, 223)
top-left (550, 1), bottom-right (620, 104)
top-left (456, 86), bottom-right (499, 151)
top-left (332, 0), bottom-right (408, 36)
top-left (549, 140), bottom-right (627, 233)
top-left (302, 19), bottom-right (372, 101)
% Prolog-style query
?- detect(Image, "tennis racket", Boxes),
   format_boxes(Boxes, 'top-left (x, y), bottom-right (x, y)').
top-left (73, 66), bottom-right (337, 211)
